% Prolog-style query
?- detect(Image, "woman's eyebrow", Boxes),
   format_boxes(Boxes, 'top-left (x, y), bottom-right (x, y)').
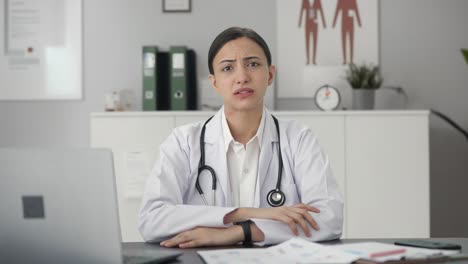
top-left (218, 59), bottom-right (235, 65)
top-left (218, 56), bottom-right (262, 65)
top-left (243, 56), bottom-right (261, 61)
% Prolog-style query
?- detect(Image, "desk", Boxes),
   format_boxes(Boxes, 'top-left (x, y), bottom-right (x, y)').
top-left (123, 238), bottom-right (468, 264)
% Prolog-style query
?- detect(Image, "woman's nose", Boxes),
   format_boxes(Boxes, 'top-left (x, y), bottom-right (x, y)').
top-left (235, 66), bottom-right (250, 84)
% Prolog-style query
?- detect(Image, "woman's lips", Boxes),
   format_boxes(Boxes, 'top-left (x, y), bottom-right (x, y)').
top-left (234, 88), bottom-right (254, 98)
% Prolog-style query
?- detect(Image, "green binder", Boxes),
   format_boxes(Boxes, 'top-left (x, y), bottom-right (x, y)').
top-left (170, 46), bottom-right (190, 110)
top-left (142, 46), bottom-right (158, 111)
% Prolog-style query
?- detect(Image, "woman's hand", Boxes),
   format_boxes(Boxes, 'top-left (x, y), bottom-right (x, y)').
top-left (224, 203), bottom-right (320, 237)
top-left (160, 226), bottom-right (244, 248)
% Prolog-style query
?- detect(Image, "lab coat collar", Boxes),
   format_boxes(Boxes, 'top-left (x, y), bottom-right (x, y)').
top-left (203, 107), bottom-right (230, 204)
top-left (204, 107), bottom-right (224, 144)
top-left (204, 106), bottom-right (276, 144)
top-left (255, 109), bottom-right (279, 207)
top-left (221, 107), bottom-right (267, 153)
top-left (262, 107), bottom-right (279, 143)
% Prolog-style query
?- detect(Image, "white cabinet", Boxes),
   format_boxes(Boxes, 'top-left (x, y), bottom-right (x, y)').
top-left (345, 114), bottom-right (430, 238)
top-left (90, 110), bottom-right (429, 242)
top-left (91, 114), bottom-right (176, 242)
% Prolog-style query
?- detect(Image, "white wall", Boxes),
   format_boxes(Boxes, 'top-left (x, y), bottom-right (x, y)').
top-left (0, 0), bottom-right (276, 147)
top-left (1, 0), bottom-right (468, 237)
top-left (380, 0), bottom-right (468, 237)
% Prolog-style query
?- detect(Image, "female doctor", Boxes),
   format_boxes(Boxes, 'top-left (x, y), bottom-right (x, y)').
top-left (138, 27), bottom-right (343, 247)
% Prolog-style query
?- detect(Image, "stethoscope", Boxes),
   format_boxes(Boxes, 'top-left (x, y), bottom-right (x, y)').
top-left (196, 115), bottom-right (286, 207)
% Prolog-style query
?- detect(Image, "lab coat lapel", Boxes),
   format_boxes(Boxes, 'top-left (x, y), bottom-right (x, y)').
top-left (204, 108), bottom-right (231, 206)
top-left (255, 110), bottom-right (279, 207)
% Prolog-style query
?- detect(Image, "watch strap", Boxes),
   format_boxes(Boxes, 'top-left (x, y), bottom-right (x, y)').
top-left (235, 220), bottom-right (253, 247)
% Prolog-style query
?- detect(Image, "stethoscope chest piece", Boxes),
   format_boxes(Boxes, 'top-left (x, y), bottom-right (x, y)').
top-left (267, 188), bottom-right (285, 207)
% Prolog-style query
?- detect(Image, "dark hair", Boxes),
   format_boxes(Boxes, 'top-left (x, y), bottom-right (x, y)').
top-left (208, 27), bottom-right (272, 75)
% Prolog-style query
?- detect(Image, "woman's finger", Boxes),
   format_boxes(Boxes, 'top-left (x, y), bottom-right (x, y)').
top-left (290, 207), bottom-right (320, 231)
top-left (276, 209), bottom-right (305, 236)
top-left (179, 240), bottom-right (198, 248)
top-left (161, 232), bottom-right (191, 247)
top-left (278, 214), bottom-right (299, 236)
top-left (294, 203), bottom-right (320, 213)
top-left (287, 211), bottom-right (311, 237)
top-left (302, 211), bottom-right (320, 231)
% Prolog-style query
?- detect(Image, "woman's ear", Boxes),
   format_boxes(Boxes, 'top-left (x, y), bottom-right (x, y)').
top-left (209, 74), bottom-right (218, 93)
top-left (268, 65), bottom-right (276, 86)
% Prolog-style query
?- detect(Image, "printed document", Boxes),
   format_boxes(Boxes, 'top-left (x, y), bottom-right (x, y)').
top-left (198, 238), bottom-right (360, 264)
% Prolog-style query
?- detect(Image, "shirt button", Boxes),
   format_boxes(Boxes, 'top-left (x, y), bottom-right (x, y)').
top-left (243, 168), bottom-right (249, 174)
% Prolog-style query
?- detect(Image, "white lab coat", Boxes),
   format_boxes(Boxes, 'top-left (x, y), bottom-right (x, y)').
top-left (138, 107), bottom-right (343, 245)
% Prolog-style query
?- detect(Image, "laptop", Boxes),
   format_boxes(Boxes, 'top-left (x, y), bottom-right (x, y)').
top-left (0, 148), bottom-right (182, 264)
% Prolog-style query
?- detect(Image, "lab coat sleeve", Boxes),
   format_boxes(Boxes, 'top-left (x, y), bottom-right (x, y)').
top-left (252, 127), bottom-right (343, 245)
top-left (138, 129), bottom-right (236, 243)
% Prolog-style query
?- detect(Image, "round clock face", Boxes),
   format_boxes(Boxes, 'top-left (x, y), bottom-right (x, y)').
top-left (314, 85), bottom-right (341, 111)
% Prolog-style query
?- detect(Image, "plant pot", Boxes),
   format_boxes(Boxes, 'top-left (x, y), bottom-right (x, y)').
top-left (352, 89), bottom-right (376, 110)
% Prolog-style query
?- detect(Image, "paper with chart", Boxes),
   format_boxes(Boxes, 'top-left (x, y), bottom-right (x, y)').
top-left (1, 0), bottom-right (82, 99)
top-left (197, 238), bottom-right (360, 264)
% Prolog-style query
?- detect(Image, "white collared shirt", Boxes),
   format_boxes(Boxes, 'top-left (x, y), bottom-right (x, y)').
top-left (221, 108), bottom-right (266, 207)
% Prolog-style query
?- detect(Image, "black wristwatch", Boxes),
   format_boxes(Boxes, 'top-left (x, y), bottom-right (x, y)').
top-left (235, 220), bottom-right (253, 247)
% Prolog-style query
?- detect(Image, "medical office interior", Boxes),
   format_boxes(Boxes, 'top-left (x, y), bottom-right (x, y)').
top-left (1, 0), bottom-right (468, 243)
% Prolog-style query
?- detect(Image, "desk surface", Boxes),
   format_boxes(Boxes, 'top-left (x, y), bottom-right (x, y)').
top-left (123, 238), bottom-right (468, 264)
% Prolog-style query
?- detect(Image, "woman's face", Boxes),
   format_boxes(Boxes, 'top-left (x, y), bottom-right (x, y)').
top-left (209, 37), bottom-right (275, 113)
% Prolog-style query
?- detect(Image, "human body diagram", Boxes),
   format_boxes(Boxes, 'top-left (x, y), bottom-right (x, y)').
top-left (298, 0), bottom-right (363, 65)
top-left (298, 0), bottom-right (326, 65)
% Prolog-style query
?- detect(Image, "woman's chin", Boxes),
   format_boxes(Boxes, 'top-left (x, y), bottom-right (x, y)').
top-left (226, 101), bottom-right (263, 112)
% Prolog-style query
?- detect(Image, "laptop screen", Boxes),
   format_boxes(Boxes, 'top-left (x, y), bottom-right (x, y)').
top-left (0, 148), bottom-right (123, 264)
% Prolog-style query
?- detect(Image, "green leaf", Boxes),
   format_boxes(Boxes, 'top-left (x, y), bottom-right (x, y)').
top-left (345, 63), bottom-right (383, 89)
top-left (462, 49), bottom-right (468, 64)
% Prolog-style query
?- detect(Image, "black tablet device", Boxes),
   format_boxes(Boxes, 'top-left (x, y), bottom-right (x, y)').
top-left (394, 239), bottom-right (461, 250)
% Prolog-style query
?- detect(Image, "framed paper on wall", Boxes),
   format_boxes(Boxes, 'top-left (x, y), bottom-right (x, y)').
top-left (163, 0), bottom-right (191, 13)
top-left (276, 0), bottom-right (379, 99)
top-left (0, 0), bottom-right (82, 100)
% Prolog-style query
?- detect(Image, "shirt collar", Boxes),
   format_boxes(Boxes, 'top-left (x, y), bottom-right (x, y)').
top-left (221, 107), bottom-right (266, 153)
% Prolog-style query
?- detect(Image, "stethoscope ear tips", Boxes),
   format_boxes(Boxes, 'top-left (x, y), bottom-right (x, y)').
top-left (267, 189), bottom-right (285, 207)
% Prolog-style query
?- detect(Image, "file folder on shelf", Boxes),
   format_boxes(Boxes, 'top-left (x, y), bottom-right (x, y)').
top-left (142, 46), bottom-right (169, 111)
top-left (169, 46), bottom-right (197, 110)
top-left (142, 46), bottom-right (158, 111)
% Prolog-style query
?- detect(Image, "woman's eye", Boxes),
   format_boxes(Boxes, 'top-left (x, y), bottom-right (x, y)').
top-left (222, 66), bottom-right (232, 72)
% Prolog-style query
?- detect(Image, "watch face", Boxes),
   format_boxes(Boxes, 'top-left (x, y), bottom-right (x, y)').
top-left (314, 85), bottom-right (341, 111)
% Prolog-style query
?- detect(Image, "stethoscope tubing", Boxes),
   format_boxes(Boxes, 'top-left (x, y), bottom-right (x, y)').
top-left (196, 114), bottom-right (285, 207)
top-left (196, 116), bottom-right (216, 197)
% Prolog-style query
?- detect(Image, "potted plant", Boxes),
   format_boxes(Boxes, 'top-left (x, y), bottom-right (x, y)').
top-left (346, 63), bottom-right (383, 110)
